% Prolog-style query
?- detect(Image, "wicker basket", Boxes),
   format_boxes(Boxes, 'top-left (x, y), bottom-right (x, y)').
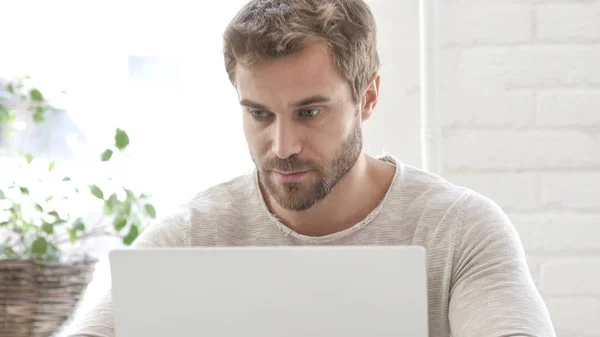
top-left (0, 258), bottom-right (97, 337)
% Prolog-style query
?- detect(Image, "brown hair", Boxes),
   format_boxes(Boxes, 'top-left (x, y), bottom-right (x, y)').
top-left (223, 0), bottom-right (380, 103)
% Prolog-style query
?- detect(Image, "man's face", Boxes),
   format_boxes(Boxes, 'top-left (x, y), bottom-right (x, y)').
top-left (235, 43), bottom-right (363, 211)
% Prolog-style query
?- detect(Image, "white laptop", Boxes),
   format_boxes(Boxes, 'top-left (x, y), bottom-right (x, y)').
top-left (109, 246), bottom-right (428, 337)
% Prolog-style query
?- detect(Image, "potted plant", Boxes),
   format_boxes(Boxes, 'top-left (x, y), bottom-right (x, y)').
top-left (0, 77), bottom-right (157, 337)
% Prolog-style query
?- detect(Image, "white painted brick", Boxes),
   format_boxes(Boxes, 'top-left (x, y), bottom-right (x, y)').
top-left (541, 172), bottom-right (600, 210)
top-left (439, 49), bottom-right (461, 94)
top-left (526, 255), bottom-right (548, 288)
top-left (439, 2), bottom-right (600, 335)
top-left (445, 172), bottom-right (539, 211)
top-left (463, 0), bottom-right (600, 3)
top-left (540, 259), bottom-right (600, 296)
top-left (537, 4), bottom-right (600, 42)
top-left (537, 90), bottom-right (600, 127)
top-left (440, 4), bottom-right (532, 46)
top-left (443, 130), bottom-right (600, 171)
top-left (456, 46), bottom-right (600, 89)
top-left (510, 212), bottom-right (600, 253)
top-left (545, 296), bottom-right (600, 336)
top-left (441, 90), bottom-right (535, 128)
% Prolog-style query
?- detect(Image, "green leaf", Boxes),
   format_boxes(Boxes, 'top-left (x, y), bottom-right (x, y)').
top-left (89, 185), bottom-right (104, 199)
top-left (30, 88), bottom-right (44, 101)
top-left (122, 225), bottom-right (139, 246)
top-left (104, 193), bottom-right (119, 215)
top-left (122, 200), bottom-right (132, 216)
top-left (23, 222), bottom-right (38, 232)
top-left (115, 128), bottom-right (129, 150)
top-left (0, 105), bottom-right (9, 124)
top-left (68, 228), bottom-right (77, 243)
top-left (125, 189), bottom-right (137, 201)
top-left (1, 246), bottom-right (16, 257)
top-left (52, 220), bottom-right (68, 226)
top-left (34, 105), bottom-right (49, 123)
top-left (31, 237), bottom-right (48, 255)
top-left (101, 149), bottom-right (113, 161)
top-left (19, 187), bottom-right (29, 195)
top-left (113, 217), bottom-right (127, 232)
top-left (48, 160), bottom-right (55, 172)
top-left (48, 211), bottom-right (59, 218)
top-left (9, 207), bottom-right (18, 219)
top-left (144, 204), bottom-right (156, 219)
top-left (0, 189), bottom-right (5, 199)
top-left (48, 242), bottom-right (60, 253)
top-left (33, 110), bottom-right (45, 123)
top-left (62, 176), bottom-right (71, 181)
top-left (7, 108), bottom-right (16, 121)
top-left (42, 222), bottom-right (54, 234)
top-left (25, 153), bottom-right (33, 164)
top-left (6, 83), bottom-right (14, 94)
top-left (0, 222), bottom-right (8, 227)
top-left (35, 105), bottom-right (48, 114)
top-left (35, 203), bottom-right (43, 212)
top-left (72, 217), bottom-right (85, 231)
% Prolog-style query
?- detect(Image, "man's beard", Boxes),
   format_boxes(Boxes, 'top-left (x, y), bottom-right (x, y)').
top-left (255, 118), bottom-right (363, 211)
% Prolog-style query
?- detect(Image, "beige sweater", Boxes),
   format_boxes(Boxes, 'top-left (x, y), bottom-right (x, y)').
top-left (58, 156), bottom-right (555, 337)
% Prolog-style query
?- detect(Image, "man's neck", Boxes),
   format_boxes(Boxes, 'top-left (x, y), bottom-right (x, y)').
top-left (264, 154), bottom-right (396, 237)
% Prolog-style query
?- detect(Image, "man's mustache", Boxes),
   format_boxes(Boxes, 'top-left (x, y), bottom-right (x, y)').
top-left (261, 156), bottom-right (319, 172)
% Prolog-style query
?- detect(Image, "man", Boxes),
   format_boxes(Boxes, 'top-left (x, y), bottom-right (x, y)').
top-left (60, 0), bottom-right (556, 336)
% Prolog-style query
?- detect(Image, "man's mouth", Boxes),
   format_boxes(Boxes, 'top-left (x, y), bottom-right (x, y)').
top-left (272, 170), bottom-right (309, 182)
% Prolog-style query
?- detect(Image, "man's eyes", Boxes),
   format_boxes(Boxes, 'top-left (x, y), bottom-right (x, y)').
top-left (298, 109), bottom-right (320, 118)
top-left (248, 109), bottom-right (321, 120)
top-left (249, 110), bottom-right (273, 119)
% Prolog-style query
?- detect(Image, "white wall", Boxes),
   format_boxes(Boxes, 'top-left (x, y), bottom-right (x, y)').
top-left (439, 2), bottom-right (600, 336)
top-left (365, 0), bottom-right (422, 168)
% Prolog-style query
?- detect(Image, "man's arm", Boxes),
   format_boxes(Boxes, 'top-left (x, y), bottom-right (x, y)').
top-left (448, 192), bottom-right (556, 337)
top-left (54, 205), bottom-right (190, 337)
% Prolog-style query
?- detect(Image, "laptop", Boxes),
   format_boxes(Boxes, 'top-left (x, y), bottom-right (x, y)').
top-left (109, 245), bottom-right (428, 337)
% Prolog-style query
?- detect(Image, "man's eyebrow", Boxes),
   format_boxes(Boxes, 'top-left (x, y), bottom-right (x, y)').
top-left (239, 95), bottom-right (331, 110)
top-left (292, 95), bottom-right (331, 108)
top-left (239, 99), bottom-right (268, 110)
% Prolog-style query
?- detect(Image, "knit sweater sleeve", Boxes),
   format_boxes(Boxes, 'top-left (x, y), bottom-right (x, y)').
top-left (54, 205), bottom-right (190, 337)
top-left (448, 192), bottom-right (556, 337)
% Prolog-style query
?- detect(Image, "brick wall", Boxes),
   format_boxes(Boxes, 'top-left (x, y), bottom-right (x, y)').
top-left (439, 2), bottom-right (600, 336)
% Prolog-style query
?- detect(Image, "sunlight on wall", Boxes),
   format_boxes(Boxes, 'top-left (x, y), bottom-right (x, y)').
top-left (1, 1), bottom-right (255, 212)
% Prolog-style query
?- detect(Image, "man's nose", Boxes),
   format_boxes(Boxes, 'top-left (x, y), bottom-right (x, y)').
top-left (272, 119), bottom-right (302, 159)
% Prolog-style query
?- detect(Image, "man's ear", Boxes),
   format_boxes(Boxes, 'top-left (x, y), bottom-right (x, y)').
top-left (360, 73), bottom-right (380, 121)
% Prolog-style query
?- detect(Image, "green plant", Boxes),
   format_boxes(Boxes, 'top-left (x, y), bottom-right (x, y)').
top-left (0, 76), bottom-right (52, 136)
top-left (0, 78), bottom-right (156, 261)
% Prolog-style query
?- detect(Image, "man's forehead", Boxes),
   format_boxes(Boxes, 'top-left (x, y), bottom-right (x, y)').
top-left (236, 64), bottom-right (337, 91)
top-left (236, 71), bottom-right (343, 109)
top-left (235, 63), bottom-right (347, 106)
top-left (235, 43), bottom-right (341, 83)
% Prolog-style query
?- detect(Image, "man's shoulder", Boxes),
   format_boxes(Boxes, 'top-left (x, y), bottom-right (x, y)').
top-left (392, 161), bottom-right (471, 212)
top-left (387, 158), bottom-right (512, 234)
top-left (391, 161), bottom-right (516, 254)
top-left (399, 162), bottom-right (507, 219)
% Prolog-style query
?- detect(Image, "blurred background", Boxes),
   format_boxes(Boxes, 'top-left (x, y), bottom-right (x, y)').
top-left (0, 1), bottom-right (598, 336)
